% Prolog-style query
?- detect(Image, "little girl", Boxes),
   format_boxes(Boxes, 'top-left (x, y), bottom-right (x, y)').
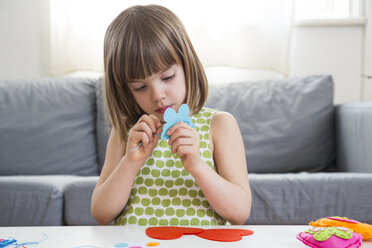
top-left (91, 4), bottom-right (252, 226)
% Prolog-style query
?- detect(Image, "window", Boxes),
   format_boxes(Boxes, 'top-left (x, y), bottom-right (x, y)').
top-left (294, 0), bottom-right (364, 20)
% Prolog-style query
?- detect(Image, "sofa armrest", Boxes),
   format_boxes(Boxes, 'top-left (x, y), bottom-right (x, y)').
top-left (336, 103), bottom-right (372, 172)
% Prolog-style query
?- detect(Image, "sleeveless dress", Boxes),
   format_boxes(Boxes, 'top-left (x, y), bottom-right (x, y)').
top-left (114, 107), bottom-right (227, 226)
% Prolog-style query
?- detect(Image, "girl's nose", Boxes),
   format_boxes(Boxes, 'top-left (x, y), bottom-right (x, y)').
top-left (151, 85), bottom-right (166, 101)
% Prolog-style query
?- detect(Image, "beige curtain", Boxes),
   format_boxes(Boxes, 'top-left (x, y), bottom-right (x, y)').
top-left (50, 0), bottom-right (295, 76)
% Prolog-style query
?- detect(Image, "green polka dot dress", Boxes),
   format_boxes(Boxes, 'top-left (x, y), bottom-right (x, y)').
top-left (114, 107), bottom-right (227, 226)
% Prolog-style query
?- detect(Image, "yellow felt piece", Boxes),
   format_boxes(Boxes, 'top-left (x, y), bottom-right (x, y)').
top-left (310, 216), bottom-right (372, 240)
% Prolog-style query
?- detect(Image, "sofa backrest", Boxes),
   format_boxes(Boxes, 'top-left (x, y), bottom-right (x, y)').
top-left (96, 74), bottom-right (335, 174)
top-left (205, 74), bottom-right (335, 173)
top-left (0, 78), bottom-right (98, 176)
top-left (96, 78), bottom-right (110, 172)
top-left (336, 102), bottom-right (372, 173)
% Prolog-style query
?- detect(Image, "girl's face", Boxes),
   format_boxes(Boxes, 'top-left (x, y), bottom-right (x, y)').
top-left (128, 64), bottom-right (186, 122)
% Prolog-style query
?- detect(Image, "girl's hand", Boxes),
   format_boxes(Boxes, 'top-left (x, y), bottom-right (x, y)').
top-left (126, 114), bottom-right (162, 168)
top-left (167, 122), bottom-right (202, 172)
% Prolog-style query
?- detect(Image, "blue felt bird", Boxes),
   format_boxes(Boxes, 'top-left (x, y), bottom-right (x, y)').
top-left (161, 104), bottom-right (195, 140)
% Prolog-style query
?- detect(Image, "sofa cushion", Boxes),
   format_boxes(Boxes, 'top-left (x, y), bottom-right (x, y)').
top-left (205, 74), bottom-right (335, 173)
top-left (0, 78), bottom-right (98, 176)
top-left (0, 175), bottom-right (78, 226)
top-left (247, 172), bottom-right (372, 224)
top-left (63, 176), bottom-right (102, 225)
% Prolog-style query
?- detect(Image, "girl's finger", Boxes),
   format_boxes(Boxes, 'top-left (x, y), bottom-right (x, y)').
top-left (139, 132), bottom-right (150, 146)
top-left (139, 115), bottom-right (157, 133)
top-left (175, 145), bottom-right (193, 159)
top-left (168, 127), bottom-right (191, 146)
top-left (132, 122), bottom-right (153, 142)
top-left (143, 130), bottom-right (162, 153)
top-left (166, 121), bottom-right (192, 136)
top-left (149, 114), bottom-right (162, 129)
top-left (171, 137), bottom-right (192, 154)
top-left (128, 131), bottom-right (150, 151)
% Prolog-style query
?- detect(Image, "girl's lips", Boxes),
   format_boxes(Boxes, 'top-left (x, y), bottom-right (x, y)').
top-left (155, 105), bottom-right (173, 114)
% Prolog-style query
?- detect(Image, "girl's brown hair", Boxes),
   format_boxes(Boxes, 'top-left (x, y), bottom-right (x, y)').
top-left (104, 4), bottom-right (208, 143)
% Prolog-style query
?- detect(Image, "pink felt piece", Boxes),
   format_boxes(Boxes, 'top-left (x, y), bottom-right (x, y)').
top-left (326, 217), bottom-right (360, 224)
top-left (297, 231), bottom-right (362, 248)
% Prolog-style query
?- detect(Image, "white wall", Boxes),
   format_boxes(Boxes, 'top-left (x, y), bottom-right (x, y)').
top-left (0, 0), bottom-right (50, 79)
top-left (0, 0), bottom-right (371, 103)
top-left (364, 0), bottom-right (372, 101)
top-left (289, 21), bottom-right (365, 104)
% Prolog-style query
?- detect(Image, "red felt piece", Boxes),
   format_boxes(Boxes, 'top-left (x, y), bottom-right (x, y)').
top-left (146, 226), bottom-right (204, 240)
top-left (196, 229), bottom-right (254, 242)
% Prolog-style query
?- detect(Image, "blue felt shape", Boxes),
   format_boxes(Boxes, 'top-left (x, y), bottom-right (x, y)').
top-left (161, 104), bottom-right (195, 140)
top-left (114, 243), bottom-right (129, 248)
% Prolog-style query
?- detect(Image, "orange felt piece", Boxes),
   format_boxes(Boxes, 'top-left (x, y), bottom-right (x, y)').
top-left (195, 228), bottom-right (254, 242)
top-left (146, 226), bottom-right (204, 240)
top-left (310, 216), bottom-right (372, 240)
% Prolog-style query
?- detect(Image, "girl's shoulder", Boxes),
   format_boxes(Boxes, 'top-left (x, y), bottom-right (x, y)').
top-left (194, 107), bottom-right (236, 121)
top-left (192, 107), bottom-right (218, 117)
top-left (192, 107), bottom-right (240, 144)
top-left (211, 111), bottom-right (237, 128)
top-left (209, 110), bottom-right (240, 142)
top-left (192, 107), bottom-right (237, 129)
top-left (191, 107), bottom-right (217, 128)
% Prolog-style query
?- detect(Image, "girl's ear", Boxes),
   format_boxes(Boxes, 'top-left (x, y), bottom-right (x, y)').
top-left (178, 104), bottom-right (189, 116)
top-left (164, 108), bottom-right (176, 122)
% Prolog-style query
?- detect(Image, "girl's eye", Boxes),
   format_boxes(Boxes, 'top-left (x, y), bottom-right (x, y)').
top-left (134, 85), bottom-right (146, 91)
top-left (163, 74), bottom-right (174, 81)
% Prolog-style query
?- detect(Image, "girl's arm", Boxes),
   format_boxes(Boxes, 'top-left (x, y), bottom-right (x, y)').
top-left (167, 111), bottom-right (251, 224)
top-left (194, 111), bottom-right (251, 224)
top-left (91, 115), bottom-right (162, 225)
top-left (90, 128), bottom-right (137, 225)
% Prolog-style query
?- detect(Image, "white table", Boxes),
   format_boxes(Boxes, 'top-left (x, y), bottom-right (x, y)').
top-left (0, 225), bottom-right (371, 248)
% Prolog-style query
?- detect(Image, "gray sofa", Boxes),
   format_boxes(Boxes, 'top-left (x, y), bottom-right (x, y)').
top-left (1, 74), bottom-right (371, 226)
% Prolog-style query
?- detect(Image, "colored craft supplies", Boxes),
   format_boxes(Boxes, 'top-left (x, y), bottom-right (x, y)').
top-left (112, 242), bottom-right (162, 248)
top-left (0, 238), bottom-right (17, 248)
top-left (310, 216), bottom-right (372, 240)
top-left (161, 104), bottom-right (195, 140)
top-left (146, 242), bottom-right (160, 246)
top-left (297, 227), bottom-right (362, 248)
top-left (146, 226), bottom-right (253, 242)
top-left (296, 216), bottom-right (372, 248)
top-left (115, 243), bottom-right (129, 247)
top-left (130, 104), bottom-right (194, 151)
top-left (0, 233), bottom-right (48, 248)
